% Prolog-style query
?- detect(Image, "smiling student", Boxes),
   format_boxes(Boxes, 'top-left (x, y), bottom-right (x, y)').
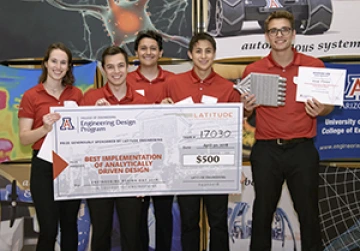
top-left (242, 10), bottom-right (333, 251)
top-left (18, 42), bottom-right (82, 251)
top-left (163, 32), bottom-right (249, 251)
top-left (82, 46), bottom-right (149, 251)
top-left (127, 30), bottom-right (175, 251)
top-left (128, 30), bottom-right (175, 103)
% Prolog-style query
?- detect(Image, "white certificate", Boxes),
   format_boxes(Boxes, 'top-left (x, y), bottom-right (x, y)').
top-left (295, 66), bottom-right (346, 106)
top-left (50, 104), bottom-right (243, 200)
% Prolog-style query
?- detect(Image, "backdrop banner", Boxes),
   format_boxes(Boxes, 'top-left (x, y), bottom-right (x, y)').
top-left (318, 165), bottom-right (360, 251)
top-left (227, 165), bottom-right (301, 251)
top-left (0, 0), bottom-right (192, 61)
top-left (207, 0), bottom-right (360, 59)
top-left (315, 63), bottom-right (360, 161)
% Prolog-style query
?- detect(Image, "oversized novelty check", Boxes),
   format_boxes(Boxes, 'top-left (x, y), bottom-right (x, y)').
top-left (51, 104), bottom-right (243, 200)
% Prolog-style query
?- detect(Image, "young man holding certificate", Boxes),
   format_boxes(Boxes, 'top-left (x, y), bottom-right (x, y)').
top-left (162, 32), bottom-right (247, 251)
top-left (127, 30), bottom-right (175, 251)
top-left (242, 10), bottom-right (333, 251)
top-left (81, 46), bottom-right (148, 251)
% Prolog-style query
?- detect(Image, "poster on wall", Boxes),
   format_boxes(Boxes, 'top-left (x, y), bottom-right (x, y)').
top-left (207, 0), bottom-right (360, 59)
top-left (318, 164), bottom-right (360, 251)
top-left (0, 62), bottom-right (97, 163)
top-left (0, 0), bottom-right (192, 61)
top-left (314, 63), bottom-right (360, 161)
top-left (227, 165), bottom-right (301, 251)
top-left (0, 163), bottom-right (91, 251)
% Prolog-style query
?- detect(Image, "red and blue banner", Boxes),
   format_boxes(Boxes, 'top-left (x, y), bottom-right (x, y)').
top-left (315, 63), bottom-right (360, 161)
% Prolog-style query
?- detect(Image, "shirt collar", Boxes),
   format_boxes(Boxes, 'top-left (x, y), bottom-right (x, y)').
top-left (37, 83), bottom-right (72, 93)
top-left (103, 82), bottom-right (133, 102)
top-left (190, 68), bottom-right (216, 85)
top-left (266, 47), bottom-right (301, 69)
top-left (135, 66), bottom-right (165, 83)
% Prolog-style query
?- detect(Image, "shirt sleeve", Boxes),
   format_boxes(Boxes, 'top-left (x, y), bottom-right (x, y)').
top-left (18, 91), bottom-right (35, 119)
top-left (311, 59), bottom-right (325, 68)
top-left (242, 65), bottom-right (251, 79)
top-left (74, 87), bottom-right (84, 104)
top-left (228, 89), bottom-right (241, 103)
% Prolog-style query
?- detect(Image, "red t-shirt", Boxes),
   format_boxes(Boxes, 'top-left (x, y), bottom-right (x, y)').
top-left (127, 66), bottom-right (174, 104)
top-left (18, 83), bottom-right (83, 150)
top-left (81, 82), bottom-right (149, 106)
top-left (243, 48), bottom-right (324, 140)
top-left (165, 69), bottom-right (240, 103)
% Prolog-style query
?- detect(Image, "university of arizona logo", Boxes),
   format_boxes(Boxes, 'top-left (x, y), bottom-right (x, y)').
top-left (265, 0), bottom-right (283, 8)
top-left (345, 75), bottom-right (360, 101)
top-left (60, 117), bottom-right (75, 130)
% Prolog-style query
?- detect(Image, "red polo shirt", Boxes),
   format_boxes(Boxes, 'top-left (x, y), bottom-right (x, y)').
top-left (127, 66), bottom-right (175, 104)
top-left (81, 82), bottom-right (149, 106)
top-left (18, 83), bottom-right (83, 150)
top-left (165, 69), bottom-right (240, 103)
top-left (243, 48), bottom-right (324, 140)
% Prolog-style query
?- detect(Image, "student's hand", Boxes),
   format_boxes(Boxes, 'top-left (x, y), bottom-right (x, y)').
top-left (161, 97), bottom-right (174, 104)
top-left (305, 98), bottom-right (325, 117)
top-left (42, 112), bottom-right (61, 132)
top-left (137, 195), bottom-right (145, 201)
top-left (240, 172), bottom-right (246, 184)
top-left (241, 93), bottom-right (257, 117)
top-left (95, 98), bottom-right (110, 106)
top-left (230, 173), bottom-right (247, 196)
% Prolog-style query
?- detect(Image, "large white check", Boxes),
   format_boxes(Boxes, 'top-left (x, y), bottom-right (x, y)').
top-left (51, 104), bottom-right (243, 200)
